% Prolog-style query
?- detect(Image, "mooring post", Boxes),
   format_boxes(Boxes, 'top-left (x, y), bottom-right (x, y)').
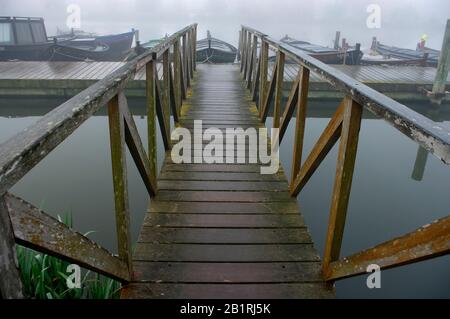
top-left (431, 19), bottom-right (450, 100)
top-left (334, 31), bottom-right (341, 50)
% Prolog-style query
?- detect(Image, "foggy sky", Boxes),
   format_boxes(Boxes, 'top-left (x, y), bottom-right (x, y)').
top-left (2, 0), bottom-right (450, 50)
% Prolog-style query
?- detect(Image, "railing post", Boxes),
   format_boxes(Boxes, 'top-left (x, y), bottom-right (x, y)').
top-left (193, 26), bottom-right (197, 71)
top-left (108, 93), bottom-right (133, 277)
top-left (247, 35), bottom-right (257, 89)
top-left (273, 51), bottom-right (285, 128)
top-left (189, 30), bottom-right (195, 78)
top-left (259, 39), bottom-right (269, 115)
top-left (0, 195), bottom-right (25, 299)
top-left (182, 33), bottom-right (189, 90)
top-left (323, 96), bottom-right (362, 274)
top-left (173, 39), bottom-right (182, 117)
top-left (146, 53), bottom-right (158, 190)
top-left (238, 30), bottom-right (242, 62)
top-left (244, 32), bottom-right (252, 79)
top-left (163, 49), bottom-right (171, 138)
top-left (290, 67), bottom-right (310, 187)
top-left (432, 19), bottom-right (450, 97)
top-left (240, 29), bottom-right (247, 73)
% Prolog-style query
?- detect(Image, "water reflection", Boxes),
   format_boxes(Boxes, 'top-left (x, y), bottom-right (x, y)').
top-left (0, 97), bottom-right (449, 298)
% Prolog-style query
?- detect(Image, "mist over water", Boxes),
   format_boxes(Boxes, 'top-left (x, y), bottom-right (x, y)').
top-left (2, 0), bottom-right (450, 49)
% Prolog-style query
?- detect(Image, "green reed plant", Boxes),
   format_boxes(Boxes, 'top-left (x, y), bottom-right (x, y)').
top-left (16, 213), bottom-right (121, 299)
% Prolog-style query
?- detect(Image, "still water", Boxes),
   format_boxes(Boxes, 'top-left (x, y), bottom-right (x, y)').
top-left (0, 97), bottom-right (449, 298)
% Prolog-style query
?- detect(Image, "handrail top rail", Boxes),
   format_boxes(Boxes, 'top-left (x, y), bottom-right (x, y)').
top-left (0, 23), bottom-right (197, 195)
top-left (241, 26), bottom-right (450, 165)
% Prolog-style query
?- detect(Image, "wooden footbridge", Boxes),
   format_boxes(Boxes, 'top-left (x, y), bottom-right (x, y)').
top-left (1, 24), bottom-right (449, 299)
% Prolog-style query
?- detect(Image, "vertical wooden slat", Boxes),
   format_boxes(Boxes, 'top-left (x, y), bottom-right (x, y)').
top-left (169, 64), bottom-right (179, 124)
top-left (193, 26), bottom-right (197, 71)
top-left (251, 56), bottom-right (261, 102)
top-left (244, 32), bottom-right (252, 79)
top-left (163, 49), bottom-right (171, 137)
top-left (189, 30), bottom-right (195, 78)
top-left (182, 33), bottom-right (190, 89)
top-left (323, 97), bottom-right (363, 272)
top-left (146, 54), bottom-right (158, 189)
top-left (247, 35), bottom-right (258, 89)
top-left (273, 51), bottom-right (285, 128)
top-left (0, 195), bottom-right (25, 299)
top-left (240, 29), bottom-right (247, 73)
top-left (173, 39), bottom-right (182, 116)
top-left (259, 39), bottom-right (269, 115)
top-left (108, 94), bottom-right (133, 276)
top-left (432, 19), bottom-right (450, 96)
top-left (238, 30), bottom-right (242, 63)
top-left (290, 67), bottom-right (310, 187)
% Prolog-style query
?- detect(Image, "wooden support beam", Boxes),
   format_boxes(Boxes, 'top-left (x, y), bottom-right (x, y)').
top-left (146, 56), bottom-right (158, 188)
top-left (169, 63), bottom-right (180, 124)
top-left (289, 67), bottom-right (309, 188)
top-left (244, 32), bottom-right (252, 79)
top-left (259, 40), bottom-right (269, 114)
top-left (162, 49), bottom-right (171, 137)
top-left (432, 19), bottom-right (450, 97)
top-left (193, 26), bottom-right (197, 71)
top-left (155, 77), bottom-right (171, 150)
top-left (6, 193), bottom-right (130, 282)
top-left (0, 195), bottom-right (25, 298)
top-left (273, 51), bottom-right (285, 128)
top-left (182, 34), bottom-right (190, 89)
top-left (279, 71), bottom-right (300, 143)
top-left (240, 30), bottom-right (247, 73)
top-left (121, 94), bottom-right (157, 197)
top-left (247, 35), bottom-right (258, 89)
top-left (290, 100), bottom-right (345, 196)
top-left (323, 97), bottom-right (363, 271)
top-left (107, 94), bottom-right (133, 276)
top-left (260, 62), bottom-right (277, 123)
top-left (251, 55), bottom-right (261, 102)
top-left (173, 39), bottom-right (182, 116)
top-left (325, 215), bottom-right (450, 281)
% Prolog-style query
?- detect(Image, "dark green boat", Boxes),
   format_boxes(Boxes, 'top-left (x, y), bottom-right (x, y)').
top-left (196, 31), bottom-right (237, 64)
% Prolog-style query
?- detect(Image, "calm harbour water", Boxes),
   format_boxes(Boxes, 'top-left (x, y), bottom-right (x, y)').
top-left (0, 97), bottom-right (449, 298)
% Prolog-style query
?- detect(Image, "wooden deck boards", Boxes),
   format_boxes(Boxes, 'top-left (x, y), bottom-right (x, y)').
top-left (120, 64), bottom-right (334, 299)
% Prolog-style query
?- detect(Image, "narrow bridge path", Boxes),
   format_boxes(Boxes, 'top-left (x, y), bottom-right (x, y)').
top-left (121, 64), bottom-right (334, 299)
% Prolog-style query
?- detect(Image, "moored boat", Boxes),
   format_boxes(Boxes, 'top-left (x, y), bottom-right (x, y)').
top-left (280, 35), bottom-right (362, 65)
top-left (369, 37), bottom-right (439, 66)
top-left (0, 16), bottom-right (134, 62)
top-left (196, 31), bottom-right (237, 64)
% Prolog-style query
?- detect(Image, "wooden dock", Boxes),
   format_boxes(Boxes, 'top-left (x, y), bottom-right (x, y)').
top-left (1, 24), bottom-right (448, 300)
top-left (0, 61), bottom-right (448, 100)
top-left (120, 64), bottom-right (334, 299)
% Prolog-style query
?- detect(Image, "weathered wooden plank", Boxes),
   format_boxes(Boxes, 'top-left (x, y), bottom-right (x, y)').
top-left (159, 171), bottom-right (285, 181)
top-left (132, 262), bottom-right (322, 283)
top-left (146, 56), bottom-right (158, 190)
top-left (143, 213), bottom-right (305, 228)
top-left (121, 283), bottom-right (334, 299)
top-left (326, 215), bottom-right (450, 280)
top-left (0, 195), bottom-right (25, 298)
top-left (134, 244), bottom-right (319, 262)
top-left (155, 191), bottom-right (294, 202)
top-left (273, 51), bottom-right (285, 128)
top-left (149, 200), bottom-right (299, 214)
top-left (108, 94), bottom-right (133, 275)
top-left (6, 193), bottom-right (129, 282)
top-left (323, 97), bottom-right (362, 270)
top-left (138, 228), bottom-right (311, 244)
top-left (121, 94), bottom-right (157, 197)
top-left (157, 180), bottom-right (289, 191)
top-left (290, 67), bottom-right (310, 187)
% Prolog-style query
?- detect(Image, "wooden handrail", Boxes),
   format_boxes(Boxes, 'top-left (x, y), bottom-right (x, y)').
top-left (239, 26), bottom-right (450, 282)
top-left (0, 24), bottom-right (197, 298)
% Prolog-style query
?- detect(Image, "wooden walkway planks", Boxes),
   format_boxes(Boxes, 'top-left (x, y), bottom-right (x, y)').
top-left (121, 64), bottom-right (334, 299)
